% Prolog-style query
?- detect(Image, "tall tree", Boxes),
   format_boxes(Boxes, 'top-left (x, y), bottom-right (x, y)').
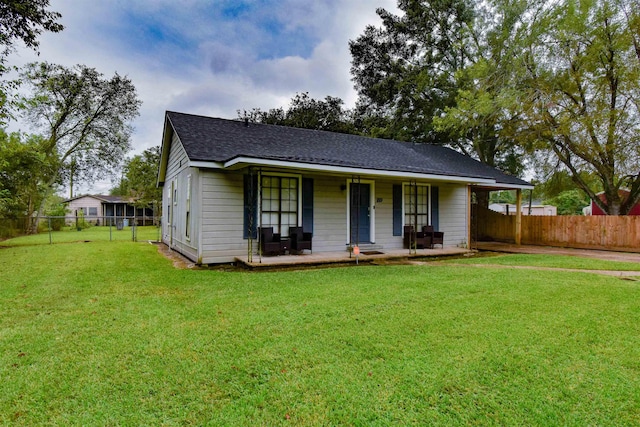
top-left (349, 0), bottom-right (528, 174)
top-left (0, 0), bottom-right (63, 124)
top-left (349, 0), bottom-right (475, 144)
top-left (112, 146), bottom-right (162, 215)
top-left (21, 62), bottom-right (141, 199)
top-left (241, 92), bottom-right (356, 134)
top-left (0, 129), bottom-right (57, 230)
top-left (523, 0), bottom-right (640, 214)
top-left (432, 0), bottom-right (533, 175)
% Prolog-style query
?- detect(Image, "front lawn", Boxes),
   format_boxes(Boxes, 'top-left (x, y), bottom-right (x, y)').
top-left (1, 241), bottom-right (639, 425)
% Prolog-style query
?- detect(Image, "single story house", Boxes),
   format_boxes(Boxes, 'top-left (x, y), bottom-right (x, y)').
top-left (63, 195), bottom-right (154, 225)
top-left (157, 111), bottom-right (532, 265)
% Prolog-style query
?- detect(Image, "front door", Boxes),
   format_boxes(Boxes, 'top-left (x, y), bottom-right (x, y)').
top-left (350, 183), bottom-right (370, 243)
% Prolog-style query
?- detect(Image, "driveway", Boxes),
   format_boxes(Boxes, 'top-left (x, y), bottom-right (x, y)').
top-left (475, 241), bottom-right (640, 263)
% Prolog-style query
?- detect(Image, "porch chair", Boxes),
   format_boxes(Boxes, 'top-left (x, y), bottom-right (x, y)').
top-left (403, 225), bottom-right (430, 249)
top-left (423, 225), bottom-right (444, 249)
top-left (289, 226), bottom-right (312, 254)
top-left (259, 227), bottom-right (286, 256)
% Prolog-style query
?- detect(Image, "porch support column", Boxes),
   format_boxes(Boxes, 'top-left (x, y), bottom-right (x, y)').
top-left (515, 189), bottom-right (522, 245)
top-left (467, 186), bottom-right (472, 250)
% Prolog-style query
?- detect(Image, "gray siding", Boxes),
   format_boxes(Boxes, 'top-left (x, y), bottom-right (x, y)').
top-left (163, 160), bottom-right (470, 264)
top-left (437, 183), bottom-right (469, 248)
top-left (373, 182), bottom-right (401, 249)
top-left (199, 170), bottom-right (246, 264)
top-left (66, 197), bottom-right (102, 219)
top-left (162, 134), bottom-right (198, 262)
top-left (307, 175), bottom-right (348, 252)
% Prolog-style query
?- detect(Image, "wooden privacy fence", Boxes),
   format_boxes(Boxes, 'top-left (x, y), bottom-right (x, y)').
top-left (476, 207), bottom-right (640, 252)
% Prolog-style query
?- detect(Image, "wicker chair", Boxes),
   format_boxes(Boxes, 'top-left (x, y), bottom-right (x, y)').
top-left (423, 225), bottom-right (444, 249)
top-left (289, 226), bottom-right (312, 254)
top-left (259, 227), bottom-right (286, 255)
top-left (403, 225), bottom-right (430, 249)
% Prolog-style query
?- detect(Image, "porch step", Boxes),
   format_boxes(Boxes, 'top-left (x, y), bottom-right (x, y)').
top-left (347, 243), bottom-right (384, 253)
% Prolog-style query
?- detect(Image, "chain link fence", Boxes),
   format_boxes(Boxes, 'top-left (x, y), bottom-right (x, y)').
top-left (0, 216), bottom-right (162, 245)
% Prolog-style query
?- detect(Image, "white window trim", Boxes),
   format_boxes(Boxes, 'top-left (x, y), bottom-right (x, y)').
top-left (258, 172), bottom-right (303, 232)
top-left (402, 182), bottom-right (431, 227)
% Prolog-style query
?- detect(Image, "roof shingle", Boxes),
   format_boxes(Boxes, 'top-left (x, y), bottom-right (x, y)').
top-left (166, 111), bottom-right (529, 187)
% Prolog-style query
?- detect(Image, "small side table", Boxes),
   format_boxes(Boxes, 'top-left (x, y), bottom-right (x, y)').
top-left (280, 238), bottom-right (291, 255)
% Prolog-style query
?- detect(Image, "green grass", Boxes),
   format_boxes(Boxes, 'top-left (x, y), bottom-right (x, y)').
top-left (1, 241), bottom-right (639, 425)
top-left (445, 253), bottom-right (640, 271)
top-left (0, 225), bottom-right (161, 246)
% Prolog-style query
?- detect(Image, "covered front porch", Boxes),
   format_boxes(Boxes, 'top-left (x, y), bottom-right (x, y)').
top-left (235, 246), bottom-right (471, 269)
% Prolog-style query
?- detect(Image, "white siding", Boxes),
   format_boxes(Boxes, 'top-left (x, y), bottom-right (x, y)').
top-left (437, 183), bottom-right (469, 248)
top-left (372, 181), bottom-right (401, 249)
top-left (161, 134), bottom-right (198, 261)
top-left (165, 162), bottom-right (470, 264)
top-left (199, 170), bottom-right (246, 264)
top-left (308, 175), bottom-right (348, 252)
top-left (66, 196), bottom-right (102, 222)
top-left (309, 178), bottom-right (469, 251)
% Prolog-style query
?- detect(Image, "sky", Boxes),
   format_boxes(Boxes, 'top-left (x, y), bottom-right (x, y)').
top-left (7, 0), bottom-right (397, 194)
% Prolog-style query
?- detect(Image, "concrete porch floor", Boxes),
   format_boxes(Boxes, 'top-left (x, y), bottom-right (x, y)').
top-left (235, 246), bottom-right (471, 269)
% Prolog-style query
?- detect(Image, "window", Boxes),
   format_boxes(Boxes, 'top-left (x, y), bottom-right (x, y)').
top-left (89, 207), bottom-right (98, 216)
top-left (173, 183), bottom-right (178, 206)
top-left (185, 175), bottom-right (191, 240)
top-left (404, 184), bottom-right (430, 229)
top-left (261, 175), bottom-right (299, 236)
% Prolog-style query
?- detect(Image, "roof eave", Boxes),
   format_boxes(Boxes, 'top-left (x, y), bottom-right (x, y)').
top-left (190, 156), bottom-right (498, 185)
top-left (157, 113), bottom-right (174, 187)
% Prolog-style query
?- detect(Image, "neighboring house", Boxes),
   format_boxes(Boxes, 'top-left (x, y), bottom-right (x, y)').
top-left (489, 202), bottom-right (557, 216)
top-left (588, 190), bottom-right (640, 215)
top-left (157, 111), bottom-right (532, 264)
top-left (63, 195), bottom-right (154, 225)
top-left (64, 195), bottom-right (103, 222)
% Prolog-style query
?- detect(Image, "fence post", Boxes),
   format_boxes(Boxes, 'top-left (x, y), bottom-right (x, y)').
top-left (48, 217), bottom-right (52, 244)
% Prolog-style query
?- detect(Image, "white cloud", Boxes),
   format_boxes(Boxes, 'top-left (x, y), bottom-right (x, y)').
top-left (5, 0), bottom-right (398, 194)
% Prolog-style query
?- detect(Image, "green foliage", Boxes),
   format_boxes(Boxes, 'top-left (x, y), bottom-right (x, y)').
top-left (0, 129), bottom-right (57, 223)
top-left (532, 171), bottom-right (598, 215)
top-left (1, 242), bottom-right (639, 424)
top-left (0, 1), bottom-right (63, 124)
top-left (0, 0), bottom-right (63, 55)
top-left (545, 190), bottom-right (591, 215)
top-left (522, 0), bottom-right (640, 214)
top-left (0, 225), bottom-right (160, 246)
top-left (489, 190), bottom-right (516, 204)
top-left (350, 0), bottom-right (474, 144)
top-left (241, 92), bottom-right (357, 134)
top-left (113, 146), bottom-right (162, 211)
top-left (44, 201), bottom-right (67, 231)
top-left (20, 62), bottom-right (141, 193)
top-left (349, 0), bottom-right (527, 175)
top-left (534, 171), bottom-right (600, 200)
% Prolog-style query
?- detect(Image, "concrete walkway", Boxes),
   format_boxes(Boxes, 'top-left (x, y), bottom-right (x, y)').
top-left (475, 241), bottom-right (640, 263)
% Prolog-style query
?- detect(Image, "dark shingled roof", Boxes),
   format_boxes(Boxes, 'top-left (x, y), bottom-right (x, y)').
top-left (166, 111), bottom-right (530, 187)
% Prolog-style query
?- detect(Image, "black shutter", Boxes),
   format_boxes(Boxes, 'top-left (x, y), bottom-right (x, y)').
top-left (302, 178), bottom-right (314, 233)
top-left (431, 185), bottom-right (439, 230)
top-left (393, 184), bottom-right (402, 236)
top-left (243, 174), bottom-right (258, 239)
